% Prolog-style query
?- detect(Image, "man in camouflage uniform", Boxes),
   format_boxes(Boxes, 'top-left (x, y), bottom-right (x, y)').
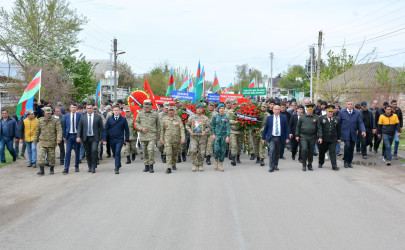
top-left (186, 104), bottom-right (210, 172)
top-left (124, 107), bottom-right (137, 164)
top-left (160, 105), bottom-right (185, 174)
top-left (205, 101), bottom-right (218, 165)
top-left (33, 107), bottom-right (63, 175)
top-left (228, 99), bottom-right (243, 166)
top-left (211, 103), bottom-right (230, 171)
top-left (174, 98), bottom-right (187, 162)
top-left (135, 100), bottom-right (160, 173)
top-left (252, 103), bottom-right (271, 166)
top-left (158, 102), bottom-right (169, 163)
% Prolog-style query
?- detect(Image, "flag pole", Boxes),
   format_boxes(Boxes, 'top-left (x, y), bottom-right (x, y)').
top-left (38, 69), bottom-right (42, 101)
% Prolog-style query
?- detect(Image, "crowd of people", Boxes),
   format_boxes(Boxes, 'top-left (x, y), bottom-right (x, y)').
top-left (0, 96), bottom-right (402, 175)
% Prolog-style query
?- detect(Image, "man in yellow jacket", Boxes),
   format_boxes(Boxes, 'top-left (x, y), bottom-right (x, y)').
top-left (377, 105), bottom-right (401, 166)
top-left (19, 110), bottom-right (38, 168)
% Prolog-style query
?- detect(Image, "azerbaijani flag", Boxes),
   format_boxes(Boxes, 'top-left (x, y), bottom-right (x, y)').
top-left (212, 71), bottom-right (221, 94)
top-left (95, 80), bottom-right (101, 108)
top-left (222, 83), bottom-right (232, 94)
top-left (248, 78), bottom-right (255, 88)
top-left (187, 77), bottom-right (193, 92)
top-left (166, 68), bottom-right (175, 97)
top-left (16, 70), bottom-right (41, 118)
top-left (178, 72), bottom-right (189, 92)
top-left (201, 66), bottom-right (205, 94)
top-left (196, 60), bottom-right (201, 79)
top-left (194, 62), bottom-right (204, 102)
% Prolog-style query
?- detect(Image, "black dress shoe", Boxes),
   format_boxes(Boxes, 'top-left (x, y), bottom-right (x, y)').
top-left (269, 167), bottom-right (275, 172)
top-left (318, 164), bottom-right (323, 168)
top-left (299, 159), bottom-right (303, 163)
top-left (172, 166), bottom-right (177, 170)
top-left (92, 168), bottom-right (96, 173)
top-left (308, 165), bottom-right (313, 171)
top-left (348, 163), bottom-right (353, 168)
top-left (88, 168), bottom-right (91, 172)
top-left (313, 152), bottom-right (318, 156)
top-left (344, 162), bottom-right (348, 168)
top-left (292, 155), bottom-right (295, 160)
top-left (118, 164), bottom-right (122, 169)
top-left (75, 168), bottom-right (79, 172)
top-left (106, 155), bottom-right (111, 158)
top-left (166, 168), bottom-right (171, 174)
top-left (363, 155), bottom-right (367, 159)
top-left (62, 169), bottom-right (68, 174)
top-left (275, 166), bottom-right (279, 171)
top-left (302, 165), bottom-right (306, 171)
top-left (332, 166), bottom-right (339, 171)
top-left (280, 156), bottom-right (286, 160)
top-left (115, 170), bottom-right (119, 174)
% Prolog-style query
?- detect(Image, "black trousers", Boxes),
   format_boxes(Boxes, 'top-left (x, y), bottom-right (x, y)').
top-left (300, 136), bottom-right (316, 165)
top-left (343, 139), bottom-right (355, 163)
top-left (268, 136), bottom-right (281, 168)
top-left (58, 142), bottom-right (65, 162)
top-left (84, 136), bottom-right (98, 170)
top-left (319, 141), bottom-right (337, 166)
top-left (290, 137), bottom-right (302, 160)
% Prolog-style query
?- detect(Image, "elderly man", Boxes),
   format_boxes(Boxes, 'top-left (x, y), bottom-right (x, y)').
top-left (338, 101), bottom-right (366, 168)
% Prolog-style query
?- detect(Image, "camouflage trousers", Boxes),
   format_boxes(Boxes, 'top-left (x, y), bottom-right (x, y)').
top-left (164, 140), bottom-right (181, 169)
top-left (157, 140), bottom-right (164, 154)
top-left (190, 135), bottom-right (207, 167)
top-left (141, 140), bottom-right (156, 165)
top-left (253, 135), bottom-right (266, 159)
top-left (213, 135), bottom-right (227, 162)
top-left (230, 133), bottom-right (243, 156)
top-left (38, 146), bottom-right (56, 166)
top-left (205, 133), bottom-right (214, 156)
top-left (125, 140), bottom-right (137, 156)
top-left (248, 131), bottom-right (255, 153)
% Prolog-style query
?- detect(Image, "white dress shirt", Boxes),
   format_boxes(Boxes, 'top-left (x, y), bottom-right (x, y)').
top-left (70, 113), bottom-right (77, 133)
top-left (272, 115), bottom-right (281, 136)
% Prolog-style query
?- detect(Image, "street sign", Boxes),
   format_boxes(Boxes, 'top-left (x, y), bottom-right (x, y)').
top-left (219, 94), bottom-right (243, 103)
top-left (242, 87), bottom-right (266, 96)
top-left (299, 92), bottom-right (305, 100)
top-left (155, 96), bottom-right (174, 105)
top-left (207, 93), bottom-right (220, 102)
top-left (171, 91), bottom-right (195, 102)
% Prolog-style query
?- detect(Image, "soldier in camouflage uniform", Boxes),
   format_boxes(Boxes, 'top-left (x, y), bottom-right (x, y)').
top-left (33, 107), bottom-right (63, 175)
top-left (124, 107), bottom-right (137, 164)
top-left (160, 105), bottom-right (185, 174)
top-left (252, 103), bottom-right (271, 166)
top-left (228, 99), bottom-right (243, 166)
top-left (224, 99), bottom-right (233, 158)
top-left (174, 98), bottom-right (187, 162)
top-left (205, 101), bottom-right (218, 165)
top-left (158, 102), bottom-right (169, 163)
top-left (186, 104), bottom-right (210, 172)
top-left (211, 103), bottom-right (230, 171)
top-left (135, 100), bottom-right (160, 173)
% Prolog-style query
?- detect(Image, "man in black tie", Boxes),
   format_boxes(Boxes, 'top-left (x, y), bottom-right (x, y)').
top-left (77, 103), bottom-right (103, 173)
top-left (103, 106), bottom-right (129, 174)
top-left (62, 103), bottom-right (82, 174)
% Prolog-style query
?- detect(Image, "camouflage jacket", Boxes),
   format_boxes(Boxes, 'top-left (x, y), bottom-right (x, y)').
top-left (33, 117), bottom-right (62, 147)
top-left (135, 110), bottom-right (160, 141)
top-left (126, 115), bottom-right (137, 140)
top-left (160, 115), bottom-right (185, 143)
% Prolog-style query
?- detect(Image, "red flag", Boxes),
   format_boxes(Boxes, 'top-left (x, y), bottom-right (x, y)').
top-left (144, 77), bottom-right (157, 109)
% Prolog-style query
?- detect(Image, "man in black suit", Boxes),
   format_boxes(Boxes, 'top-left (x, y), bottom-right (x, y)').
top-left (289, 105), bottom-right (304, 162)
top-left (103, 105), bottom-right (129, 174)
top-left (77, 103), bottom-right (104, 173)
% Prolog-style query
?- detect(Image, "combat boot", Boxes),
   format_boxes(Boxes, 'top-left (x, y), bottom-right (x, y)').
top-left (206, 155), bottom-right (211, 165)
top-left (236, 155), bottom-right (241, 164)
top-left (172, 165), bottom-right (177, 170)
top-left (260, 158), bottom-right (265, 166)
top-left (182, 152), bottom-right (186, 161)
top-left (143, 165), bottom-right (150, 172)
top-left (166, 168), bottom-right (171, 174)
top-left (250, 153), bottom-right (255, 160)
top-left (177, 154), bottom-right (181, 163)
top-left (214, 159), bottom-right (219, 170)
top-left (231, 155), bottom-right (236, 166)
top-left (302, 163), bottom-right (307, 171)
top-left (149, 165), bottom-right (154, 173)
top-left (199, 166), bottom-right (204, 172)
top-left (162, 155), bottom-right (166, 163)
top-left (37, 166), bottom-right (45, 175)
top-left (126, 156), bottom-right (131, 164)
top-left (132, 153), bottom-right (136, 161)
top-left (219, 162), bottom-right (224, 172)
top-left (192, 165), bottom-right (197, 172)
top-left (308, 165), bottom-right (313, 171)
top-left (49, 166), bottom-right (54, 175)
top-left (255, 157), bottom-right (260, 163)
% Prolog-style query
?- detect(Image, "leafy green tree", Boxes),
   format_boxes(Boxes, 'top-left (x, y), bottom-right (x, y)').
top-left (233, 64), bottom-right (263, 93)
top-left (278, 65), bottom-right (309, 96)
top-left (117, 61), bottom-right (136, 88)
top-left (0, 0), bottom-right (88, 70)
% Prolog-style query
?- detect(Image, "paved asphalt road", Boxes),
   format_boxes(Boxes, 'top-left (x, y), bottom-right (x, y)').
top-left (1, 149), bottom-right (405, 250)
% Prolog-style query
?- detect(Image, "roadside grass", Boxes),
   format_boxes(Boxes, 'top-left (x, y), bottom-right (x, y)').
top-left (0, 150), bottom-right (13, 168)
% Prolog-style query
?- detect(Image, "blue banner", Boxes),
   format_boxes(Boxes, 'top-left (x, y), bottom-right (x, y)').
top-left (171, 90), bottom-right (196, 102)
top-left (207, 93), bottom-right (220, 102)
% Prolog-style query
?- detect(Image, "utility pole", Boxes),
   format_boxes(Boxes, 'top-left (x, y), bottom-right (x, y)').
top-left (109, 49), bottom-right (113, 101)
top-left (269, 52), bottom-right (273, 98)
top-left (113, 38), bottom-right (118, 102)
top-left (309, 46), bottom-right (315, 103)
top-left (317, 31), bottom-right (323, 92)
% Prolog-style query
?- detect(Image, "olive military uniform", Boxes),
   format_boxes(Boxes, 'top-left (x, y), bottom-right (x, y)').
top-left (296, 112), bottom-right (322, 170)
top-left (125, 115), bottom-right (137, 158)
top-left (186, 111), bottom-right (210, 171)
top-left (318, 111), bottom-right (341, 170)
top-left (205, 104), bottom-right (218, 163)
top-left (160, 112), bottom-right (185, 171)
top-left (211, 110), bottom-right (230, 171)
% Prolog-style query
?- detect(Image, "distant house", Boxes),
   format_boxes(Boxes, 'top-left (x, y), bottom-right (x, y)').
top-left (267, 77), bottom-right (284, 97)
top-left (0, 62), bottom-right (24, 107)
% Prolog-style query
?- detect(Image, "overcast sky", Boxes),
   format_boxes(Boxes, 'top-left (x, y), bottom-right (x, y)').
top-left (1, 0), bottom-right (404, 86)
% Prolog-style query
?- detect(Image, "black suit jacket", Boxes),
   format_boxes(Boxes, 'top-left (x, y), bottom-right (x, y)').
top-left (77, 113), bottom-right (104, 142)
top-left (289, 114), bottom-right (300, 137)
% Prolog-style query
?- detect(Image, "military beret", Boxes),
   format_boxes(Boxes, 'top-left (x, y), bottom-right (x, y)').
top-left (42, 107), bottom-right (52, 114)
top-left (196, 104), bottom-right (203, 109)
top-left (143, 100), bottom-right (152, 107)
top-left (218, 103), bottom-right (225, 109)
